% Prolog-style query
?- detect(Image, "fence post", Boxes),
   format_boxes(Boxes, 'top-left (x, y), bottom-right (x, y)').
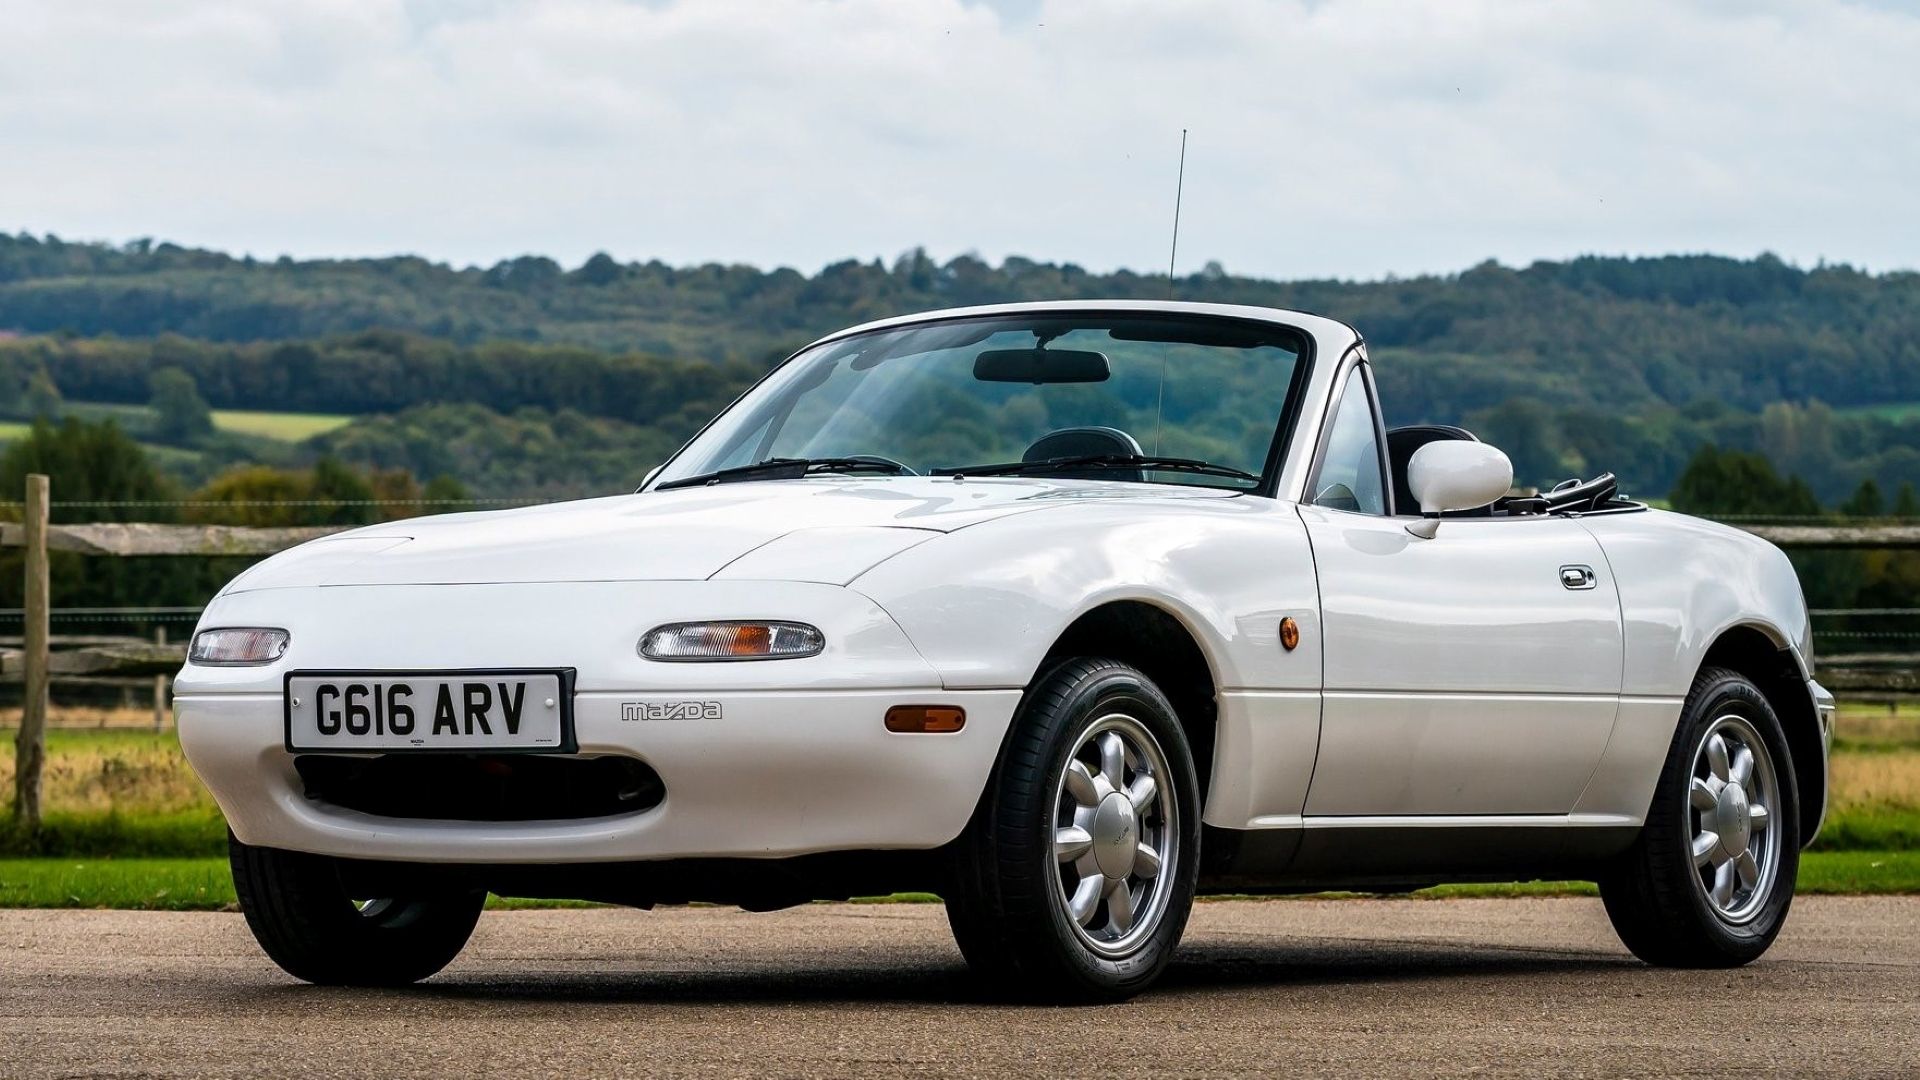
top-left (12, 474), bottom-right (50, 830)
top-left (153, 626), bottom-right (169, 731)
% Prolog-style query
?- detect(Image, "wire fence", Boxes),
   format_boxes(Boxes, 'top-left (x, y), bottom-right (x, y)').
top-left (5, 501), bottom-right (1916, 529)
top-left (0, 606), bottom-right (204, 623)
top-left (5, 493), bottom-right (1920, 668)
top-left (0, 497), bottom-right (556, 509)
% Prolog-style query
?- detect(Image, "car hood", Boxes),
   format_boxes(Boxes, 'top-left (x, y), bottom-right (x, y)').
top-left (222, 477), bottom-right (1243, 592)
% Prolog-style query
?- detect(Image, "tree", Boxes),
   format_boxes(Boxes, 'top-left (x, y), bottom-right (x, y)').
top-left (574, 252), bottom-right (622, 286)
top-left (1667, 445), bottom-right (1822, 518)
top-left (148, 368), bottom-right (214, 444)
top-left (1472, 398), bottom-right (1566, 490)
top-left (0, 418), bottom-right (223, 619)
top-left (1840, 478), bottom-right (1884, 518)
top-left (186, 465), bottom-right (313, 526)
top-left (0, 417), bottom-right (175, 520)
top-left (423, 474), bottom-right (470, 506)
top-left (1896, 483), bottom-right (1920, 520)
top-left (307, 456), bottom-right (378, 525)
top-left (24, 365), bottom-right (62, 419)
top-left (186, 460), bottom-right (435, 526)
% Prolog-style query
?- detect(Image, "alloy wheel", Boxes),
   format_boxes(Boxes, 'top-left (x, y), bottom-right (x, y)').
top-left (1688, 714), bottom-right (1782, 924)
top-left (1050, 713), bottom-right (1179, 957)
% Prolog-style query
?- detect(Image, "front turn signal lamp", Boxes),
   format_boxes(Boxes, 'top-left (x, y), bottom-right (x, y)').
top-left (189, 627), bottom-right (290, 666)
top-left (885, 705), bottom-right (966, 734)
top-left (639, 621), bottom-right (825, 662)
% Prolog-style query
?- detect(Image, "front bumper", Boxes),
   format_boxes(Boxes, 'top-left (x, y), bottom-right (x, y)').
top-left (175, 579), bottom-right (1020, 863)
top-left (1807, 677), bottom-right (1836, 845)
top-left (178, 686), bottom-right (1020, 863)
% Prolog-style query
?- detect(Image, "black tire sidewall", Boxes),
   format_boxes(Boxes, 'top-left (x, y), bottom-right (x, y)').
top-left (1660, 672), bottom-right (1801, 955)
top-left (230, 834), bottom-right (484, 985)
top-left (979, 659), bottom-right (1202, 997)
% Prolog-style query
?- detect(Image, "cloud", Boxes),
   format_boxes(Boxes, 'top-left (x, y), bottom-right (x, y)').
top-left (1, 0), bottom-right (1915, 279)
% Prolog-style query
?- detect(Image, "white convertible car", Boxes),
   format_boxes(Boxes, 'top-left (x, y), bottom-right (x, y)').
top-left (177, 301), bottom-right (1834, 1001)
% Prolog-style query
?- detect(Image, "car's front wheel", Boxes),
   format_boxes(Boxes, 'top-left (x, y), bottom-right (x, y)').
top-left (1599, 666), bottom-right (1801, 967)
top-left (945, 658), bottom-right (1201, 1002)
top-left (229, 833), bottom-right (485, 985)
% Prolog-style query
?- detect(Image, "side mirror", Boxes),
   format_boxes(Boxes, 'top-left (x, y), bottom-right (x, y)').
top-left (1405, 441), bottom-right (1512, 537)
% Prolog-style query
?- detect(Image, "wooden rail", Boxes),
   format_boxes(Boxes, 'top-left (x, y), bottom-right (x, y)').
top-left (1, 641), bottom-right (184, 679)
top-left (8, 473), bottom-right (1920, 832)
top-left (1735, 523), bottom-right (1920, 549)
top-left (1811, 653), bottom-right (1920, 694)
top-left (0, 521), bottom-right (347, 556)
top-left (1819, 669), bottom-right (1920, 693)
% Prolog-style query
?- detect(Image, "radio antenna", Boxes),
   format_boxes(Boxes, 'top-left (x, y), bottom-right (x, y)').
top-left (1166, 128), bottom-right (1187, 299)
top-left (1152, 129), bottom-right (1188, 454)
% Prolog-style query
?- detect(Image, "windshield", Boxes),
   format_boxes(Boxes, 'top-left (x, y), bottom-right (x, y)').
top-left (650, 313), bottom-right (1308, 491)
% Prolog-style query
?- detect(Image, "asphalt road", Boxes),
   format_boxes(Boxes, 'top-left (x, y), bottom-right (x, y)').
top-left (3, 897), bottom-right (1917, 1078)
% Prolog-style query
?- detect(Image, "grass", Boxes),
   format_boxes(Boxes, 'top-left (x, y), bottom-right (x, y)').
top-left (4, 851), bottom-right (1915, 911)
top-left (1, 705), bottom-right (1919, 902)
top-left (0, 857), bottom-right (238, 910)
top-left (5, 401), bottom-right (353, 444)
top-left (0, 726), bottom-right (227, 857)
top-left (1835, 699), bottom-right (1920, 747)
top-left (1414, 851), bottom-right (1920, 898)
top-left (0, 858), bottom-right (597, 911)
top-left (1838, 401), bottom-right (1920, 422)
top-left (0, 728), bottom-right (212, 817)
top-left (210, 408), bottom-right (353, 441)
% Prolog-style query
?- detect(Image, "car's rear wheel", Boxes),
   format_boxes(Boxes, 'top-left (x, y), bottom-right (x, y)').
top-left (1599, 666), bottom-right (1800, 967)
top-left (229, 833), bottom-right (485, 986)
top-left (945, 657), bottom-right (1200, 1002)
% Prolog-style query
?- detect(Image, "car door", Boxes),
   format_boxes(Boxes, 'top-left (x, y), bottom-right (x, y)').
top-left (1297, 363), bottom-right (1624, 817)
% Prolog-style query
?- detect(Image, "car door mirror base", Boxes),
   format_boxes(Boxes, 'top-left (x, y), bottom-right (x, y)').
top-left (1405, 516), bottom-right (1442, 539)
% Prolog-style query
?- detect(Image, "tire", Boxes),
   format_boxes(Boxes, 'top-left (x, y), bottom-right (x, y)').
top-left (229, 833), bottom-right (485, 986)
top-left (945, 657), bottom-right (1201, 1002)
top-left (1600, 666), bottom-right (1801, 967)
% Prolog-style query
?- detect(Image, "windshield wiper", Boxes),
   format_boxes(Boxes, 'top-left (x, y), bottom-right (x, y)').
top-left (654, 457), bottom-right (909, 491)
top-left (932, 454), bottom-right (1261, 484)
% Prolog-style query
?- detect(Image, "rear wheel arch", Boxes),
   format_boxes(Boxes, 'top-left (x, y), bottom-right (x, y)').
top-left (1699, 623), bottom-right (1823, 843)
top-left (1035, 600), bottom-right (1220, 805)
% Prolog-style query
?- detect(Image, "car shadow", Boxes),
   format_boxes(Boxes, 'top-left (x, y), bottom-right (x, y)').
top-left (228, 939), bottom-right (1632, 1009)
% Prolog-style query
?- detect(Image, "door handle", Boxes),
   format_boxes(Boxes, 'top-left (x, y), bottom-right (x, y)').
top-left (1560, 564), bottom-right (1596, 590)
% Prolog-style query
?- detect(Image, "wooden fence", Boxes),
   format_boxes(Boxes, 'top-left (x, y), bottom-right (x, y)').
top-left (8, 474), bottom-right (1920, 827)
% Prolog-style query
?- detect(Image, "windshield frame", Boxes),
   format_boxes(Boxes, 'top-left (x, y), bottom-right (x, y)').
top-left (640, 308), bottom-right (1320, 499)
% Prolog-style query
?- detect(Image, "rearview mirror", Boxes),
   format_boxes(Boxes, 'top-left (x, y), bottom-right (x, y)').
top-left (973, 348), bottom-right (1110, 384)
top-left (1405, 441), bottom-right (1512, 537)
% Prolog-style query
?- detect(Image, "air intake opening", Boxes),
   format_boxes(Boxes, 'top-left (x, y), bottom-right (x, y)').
top-left (294, 754), bottom-right (664, 822)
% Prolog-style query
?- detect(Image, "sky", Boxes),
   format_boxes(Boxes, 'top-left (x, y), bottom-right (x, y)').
top-left (3, 0), bottom-right (1917, 282)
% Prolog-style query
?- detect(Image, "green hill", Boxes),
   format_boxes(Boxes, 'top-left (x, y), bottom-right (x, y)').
top-left (3, 233), bottom-right (1918, 499)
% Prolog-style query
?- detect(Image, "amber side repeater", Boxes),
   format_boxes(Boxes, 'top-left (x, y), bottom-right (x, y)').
top-left (1279, 617), bottom-right (1300, 651)
top-left (886, 705), bottom-right (966, 733)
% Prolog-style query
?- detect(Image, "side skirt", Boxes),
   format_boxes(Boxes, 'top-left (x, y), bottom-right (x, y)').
top-left (1199, 818), bottom-right (1643, 894)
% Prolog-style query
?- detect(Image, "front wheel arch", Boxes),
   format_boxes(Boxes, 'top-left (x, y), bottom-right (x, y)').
top-left (1033, 600), bottom-right (1220, 805)
top-left (1698, 624), bottom-right (1825, 843)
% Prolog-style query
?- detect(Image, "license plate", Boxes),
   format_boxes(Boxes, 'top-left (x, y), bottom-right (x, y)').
top-left (284, 669), bottom-right (576, 753)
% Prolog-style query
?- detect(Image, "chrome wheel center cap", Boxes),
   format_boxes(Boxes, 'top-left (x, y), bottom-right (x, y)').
top-left (1716, 782), bottom-right (1751, 857)
top-left (1091, 793), bottom-right (1138, 879)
